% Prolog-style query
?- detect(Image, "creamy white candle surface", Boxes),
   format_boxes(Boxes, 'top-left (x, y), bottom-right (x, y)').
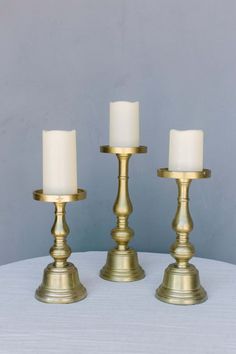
top-left (43, 130), bottom-right (77, 195)
top-left (168, 129), bottom-right (204, 171)
top-left (109, 101), bottom-right (139, 147)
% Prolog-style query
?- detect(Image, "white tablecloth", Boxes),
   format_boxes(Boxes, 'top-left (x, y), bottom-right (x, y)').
top-left (0, 251), bottom-right (235, 354)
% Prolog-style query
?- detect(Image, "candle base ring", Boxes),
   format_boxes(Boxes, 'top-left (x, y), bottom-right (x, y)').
top-left (156, 263), bottom-right (207, 305)
top-left (100, 248), bottom-right (145, 282)
top-left (100, 145), bottom-right (147, 154)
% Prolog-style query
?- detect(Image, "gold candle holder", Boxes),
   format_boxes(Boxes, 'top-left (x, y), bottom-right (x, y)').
top-left (156, 168), bottom-right (211, 305)
top-left (33, 189), bottom-right (87, 304)
top-left (100, 145), bottom-right (147, 282)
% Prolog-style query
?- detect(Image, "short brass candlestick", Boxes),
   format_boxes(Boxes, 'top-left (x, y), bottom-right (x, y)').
top-left (33, 189), bottom-right (87, 304)
top-left (100, 145), bottom-right (147, 282)
top-left (156, 168), bottom-right (211, 305)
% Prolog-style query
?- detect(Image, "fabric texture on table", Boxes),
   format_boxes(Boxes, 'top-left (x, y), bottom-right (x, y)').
top-left (0, 251), bottom-right (235, 354)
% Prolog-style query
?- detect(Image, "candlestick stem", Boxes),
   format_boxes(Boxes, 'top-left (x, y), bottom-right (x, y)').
top-left (112, 154), bottom-right (133, 251)
top-left (170, 179), bottom-right (194, 269)
top-left (50, 202), bottom-right (71, 268)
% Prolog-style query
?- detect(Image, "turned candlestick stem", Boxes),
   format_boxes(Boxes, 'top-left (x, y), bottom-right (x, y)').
top-left (112, 154), bottom-right (133, 251)
top-left (171, 179), bottom-right (195, 269)
top-left (50, 202), bottom-right (71, 268)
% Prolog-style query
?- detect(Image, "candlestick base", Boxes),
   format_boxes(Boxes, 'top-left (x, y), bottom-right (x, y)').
top-left (100, 248), bottom-right (145, 282)
top-left (156, 263), bottom-right (207, 305)
top-left (35, 262), bottom-right (87, 304)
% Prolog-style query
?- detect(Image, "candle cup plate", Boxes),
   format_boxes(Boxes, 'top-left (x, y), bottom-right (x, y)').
top-left (33, 189), bottom-right (87, 304)
top-left (155, 168), bottom-right (211, 305)
top-left (33, 189), bottom-right (86, 202)
top-left (99, 145), bottom-right (147, 282)
top-left (157, 168), bottom-right (211, 180)
top-left (100, 145), bottom-right (147, 154)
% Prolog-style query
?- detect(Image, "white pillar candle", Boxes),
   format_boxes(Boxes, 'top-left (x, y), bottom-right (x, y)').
top-left (43, 130), bottom-right (77, 195)
top-left (168, 129), bottom-right (204, 171)
top-left (109, 101), bottom-right (140, 147)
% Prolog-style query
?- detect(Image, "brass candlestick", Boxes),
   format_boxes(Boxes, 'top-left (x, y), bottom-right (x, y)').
top-left (100, 145), bottom-right (147, 282)
top-left (156, 168), bottom-right (211, 305)
top-left (33, 189), bottom-right (87, 304)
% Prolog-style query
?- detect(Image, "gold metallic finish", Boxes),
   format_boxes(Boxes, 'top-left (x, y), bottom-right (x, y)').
top-left (33, 188), bottom-right (86, 202)
top-left (100, 145), bottom-right (147, 282)
top-left (157, 168), bottom-right (211, 180)
top-left (100, 145), bottom-right (147, 154)
top-left (156, 168), bottom-right (211, 305)
top-left (33, 189), bottom-right (87, 304)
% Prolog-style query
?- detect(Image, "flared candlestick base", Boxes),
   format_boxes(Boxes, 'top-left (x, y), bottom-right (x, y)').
top-left (35, 262), bottom-right (87, 304)
top-left (156, 263), bottom-right (207, 305)
top-left (100, 248), bottom-right (145, 282)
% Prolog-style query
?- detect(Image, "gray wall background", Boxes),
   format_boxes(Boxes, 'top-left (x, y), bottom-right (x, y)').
top-left (0, 0), bottom-right (235, 265)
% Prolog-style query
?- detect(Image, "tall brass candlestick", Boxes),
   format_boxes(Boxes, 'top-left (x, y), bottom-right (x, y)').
top-left (33, 189), bottom-right (87, 304)
top-left (156, 168), bottom-right (211, 305)
top-left (100, 145), bottom-right (147, 282)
